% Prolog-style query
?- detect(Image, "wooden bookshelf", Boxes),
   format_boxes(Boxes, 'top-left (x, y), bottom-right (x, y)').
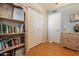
top-left (1, 44), bottom-right (25, 53)
top-left (0, 16), bottom-right (24, 23)
top-left (0, 32), bottom-right (25, 36)
top-left (0, 3), bottom-right (26, 56)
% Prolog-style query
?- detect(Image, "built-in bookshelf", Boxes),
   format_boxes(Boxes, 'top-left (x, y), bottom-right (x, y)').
top-left (0, 3), bottom-right (25, 56)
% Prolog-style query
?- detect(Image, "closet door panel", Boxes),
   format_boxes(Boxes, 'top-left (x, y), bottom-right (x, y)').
top-left (28, 8), bottom-right (43, 49)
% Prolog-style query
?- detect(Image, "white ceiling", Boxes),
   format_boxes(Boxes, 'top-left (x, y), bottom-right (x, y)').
top-left (38, 3), bottom-right (70, 12)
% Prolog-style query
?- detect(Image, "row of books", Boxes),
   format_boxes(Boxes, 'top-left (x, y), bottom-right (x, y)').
top-left (0, 23), bottom-right (24, 34)
top-left (0, 47), bottom-right (25, 56)
top-left (0, 36), bottom-right (24, 51)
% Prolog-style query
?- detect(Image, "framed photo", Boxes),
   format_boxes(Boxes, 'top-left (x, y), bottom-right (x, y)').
top-left (70, 13), bottom-right (79, 22)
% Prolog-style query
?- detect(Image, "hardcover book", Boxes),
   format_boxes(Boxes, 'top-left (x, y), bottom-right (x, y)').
top-left (19, 24), bottom-right (24, 33)
top-left (8, 25), bottom-right (12, 33)
top-left (19, 35), bottom-right (24, 44)
top-left (5, 38), bottom-right (13, 48)
top-left (0, 24), bottom-right (2, 34)
top-left (0, 38), bottom-right (3, 51)
top-left (6, 40), bottom-right (13, 47)
top-left (1, 24), bottom-right (6, 33)
top-left (12, 38), bottom-right (18, 46)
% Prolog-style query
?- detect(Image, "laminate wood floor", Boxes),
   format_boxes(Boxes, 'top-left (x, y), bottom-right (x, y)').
top-left (27, 42), bottom-right (79, 56)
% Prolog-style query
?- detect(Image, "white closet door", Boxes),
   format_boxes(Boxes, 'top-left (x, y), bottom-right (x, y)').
top-left (48, 12), bottom-right (61, 44)
top-left (28, 8), bottom-right (43, 49)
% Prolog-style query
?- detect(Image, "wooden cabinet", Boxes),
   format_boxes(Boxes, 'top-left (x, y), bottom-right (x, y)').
top-left (61, 33), bottom-right (79, 51)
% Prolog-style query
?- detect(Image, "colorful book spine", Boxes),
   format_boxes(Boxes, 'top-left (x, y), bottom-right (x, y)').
top-left (0, 24), bottom-right (2, 34)
top-left (6, 25), bottom-right (9, 34)
top-left (1, 24), bottom-right (6, 33)
top-left (0, 38), bottom-right (3, 51)
top-left (8, 25), bottom-right (12, 33)
top-left (12, 26), bottom-right (14, 33)
top-left (0, 23), bottom-right (24, 34)
top-left (12, 39), bottom-right (18, 46)
top-left (19, 24), bottom-right (24, 33)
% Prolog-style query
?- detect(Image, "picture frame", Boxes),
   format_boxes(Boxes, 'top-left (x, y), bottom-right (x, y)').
top-left (70, 13), bottom-right (79, 22)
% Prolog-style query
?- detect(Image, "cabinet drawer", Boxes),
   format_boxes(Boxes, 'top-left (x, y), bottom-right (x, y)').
top-left (62, 34), bottom-right (79, 45)
top-left (61, 33), bottom-right (79, 51)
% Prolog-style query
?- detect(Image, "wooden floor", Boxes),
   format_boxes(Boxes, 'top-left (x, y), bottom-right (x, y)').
top-left (27, 42), bottom-right (79, 56)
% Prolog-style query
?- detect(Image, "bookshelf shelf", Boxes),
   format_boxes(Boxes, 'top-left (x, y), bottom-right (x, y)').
top-left (0, 32), bottom-right (25, 36)
top-left (1, 44), bottom-right (25, 53)
top-left (0, 16), bottom-right (24, 23)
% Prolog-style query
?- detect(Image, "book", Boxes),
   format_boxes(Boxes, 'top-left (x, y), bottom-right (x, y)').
top-left (19, 35), bottom-right (25, 44)
top-left (3, 39), bottom-right (9, 49)
top-left (14, 26), bottom-right (20, 33)
top-left (12, 38), bottom-right (18, 46)
top-left (8, 25), bottom-right (12, 33)
top-left (0, 24), bottom-right (2, 34)
top-left (5, 37), bottom-right (13, 48)
top-left (6, 25), bottom-right (9, 34)
top-left (13, 7), bottom-right (24, 21)
top-left (16, 26), bottom-right (19, 33)
top-left (12, 26), bottom-right (14, 33)
top-left (1, 24), bottom-right (6, 33)
top-left (0, 38), bottom-right (3, 51)
top-left (0, 38), bottom-right (5, 50)
top-left (14, 26), bottom-right (17, 33)
top-left (0, 38), bottom-right (6, 50)
top-left (19, 24), bottom-right (24, 33)
top-left (6, 40), bottom-right (13, 47)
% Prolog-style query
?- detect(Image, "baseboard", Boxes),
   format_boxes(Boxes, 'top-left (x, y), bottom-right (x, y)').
top-left (48, 41), bottom-right (53, 43)
top-left (42, 40), bottom-right (48, 43)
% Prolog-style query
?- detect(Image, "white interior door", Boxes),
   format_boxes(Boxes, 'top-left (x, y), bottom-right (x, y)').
top-left (48, 12), bottom-right (61, 44)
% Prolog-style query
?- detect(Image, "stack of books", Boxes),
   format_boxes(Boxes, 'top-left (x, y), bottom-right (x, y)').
top-left (0, 23), bottom-right (24, 34)
top-left (0, 36), bottom-right (24, 50)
